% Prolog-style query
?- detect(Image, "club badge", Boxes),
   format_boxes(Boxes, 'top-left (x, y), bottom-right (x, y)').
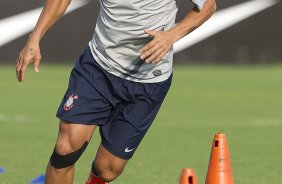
top-left (64, 94), bottom-right (78, 111)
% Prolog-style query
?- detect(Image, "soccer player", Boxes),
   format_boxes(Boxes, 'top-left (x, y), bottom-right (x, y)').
top-left (16, 0), bottom-right (216, 183)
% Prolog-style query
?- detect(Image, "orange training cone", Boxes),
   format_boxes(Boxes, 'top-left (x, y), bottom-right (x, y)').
top-left (205, 133), bottom-right (234, 184)
top-left (179, 168), bottom-right (197, 184)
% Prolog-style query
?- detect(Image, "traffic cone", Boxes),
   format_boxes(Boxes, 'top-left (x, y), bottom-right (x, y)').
top-left (205, 133), bottom-right (234, 184)
top-left (179, 168), bottom-right (197, 184)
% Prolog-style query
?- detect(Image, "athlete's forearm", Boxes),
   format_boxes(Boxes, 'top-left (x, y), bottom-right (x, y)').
top-left (30, 0), bottom-right (72, 42)
top-left (168, 0), bottom-right (217, 43)
top-left (16, 0), bottom-right (72, 82)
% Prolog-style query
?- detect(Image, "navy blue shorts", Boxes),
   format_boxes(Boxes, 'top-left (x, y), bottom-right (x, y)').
top-left (56, 46), bottom-right (172, 160)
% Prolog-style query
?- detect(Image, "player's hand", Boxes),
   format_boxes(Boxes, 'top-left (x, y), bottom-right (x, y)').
top-left (139, 29), bottom-right (176, 64)
top-left (16, 37), bottom-right (41, 82)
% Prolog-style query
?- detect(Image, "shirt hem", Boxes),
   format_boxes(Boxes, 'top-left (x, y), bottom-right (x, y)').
top-left (88, 42), bottom-right (172, 84)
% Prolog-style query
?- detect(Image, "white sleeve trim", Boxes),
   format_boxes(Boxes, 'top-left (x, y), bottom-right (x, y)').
top-left (192, 0), bottom-right (207, 10)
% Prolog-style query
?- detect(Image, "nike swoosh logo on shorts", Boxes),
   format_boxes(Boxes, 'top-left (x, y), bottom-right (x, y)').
top-left (125, 147), bottom-right (135, 153)
top-left (0, 0), bottom-right (90, 47)
top-left (174, 0), bottom-right (278, 53)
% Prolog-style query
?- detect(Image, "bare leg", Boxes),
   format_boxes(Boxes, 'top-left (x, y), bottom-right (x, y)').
top-left (90, 144), bottom-right (128, 182)
top-left (45, 120), bottom-right (96, 184)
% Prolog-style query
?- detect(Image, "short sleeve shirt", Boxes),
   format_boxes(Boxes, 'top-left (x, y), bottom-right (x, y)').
top-left (89, 0), bottom-right (206, 83)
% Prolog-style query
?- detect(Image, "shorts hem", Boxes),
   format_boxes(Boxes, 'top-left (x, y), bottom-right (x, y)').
top-left (101, 141), bottom-right (133, 160)
top-left (56, 114), bottom-right (102, 126)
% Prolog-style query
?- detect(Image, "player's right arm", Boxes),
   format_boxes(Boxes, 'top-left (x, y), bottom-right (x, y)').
top-left (16, 0), bottom-right (72, 82)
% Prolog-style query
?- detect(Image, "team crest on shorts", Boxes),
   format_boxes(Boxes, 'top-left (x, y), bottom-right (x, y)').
top-left (64, 94), bottom-right (78, 111)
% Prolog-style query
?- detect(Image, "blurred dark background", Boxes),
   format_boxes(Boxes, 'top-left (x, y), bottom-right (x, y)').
top-left (0, 0), bottom-right (281, 64)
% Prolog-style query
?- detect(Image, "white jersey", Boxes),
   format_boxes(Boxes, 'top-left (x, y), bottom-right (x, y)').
top-left (89, 0), bottom-right (206, 83)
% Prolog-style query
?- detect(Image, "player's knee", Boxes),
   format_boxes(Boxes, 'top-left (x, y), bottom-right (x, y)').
top-left (96, 166), bottom-right (122, 182)
top-left (99, 170), bottom-right (119, 182)
top-left (50, 141), bottom-right (89, 169)
top-left (54, 141), bottom-right (75, 155)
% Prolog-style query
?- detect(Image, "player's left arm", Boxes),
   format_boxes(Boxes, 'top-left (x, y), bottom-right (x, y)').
top-left (140, 0), bottom-right (217, 64)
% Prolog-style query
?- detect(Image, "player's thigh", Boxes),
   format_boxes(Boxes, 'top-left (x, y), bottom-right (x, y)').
top-left (55, 120), bottom-right (97, 153)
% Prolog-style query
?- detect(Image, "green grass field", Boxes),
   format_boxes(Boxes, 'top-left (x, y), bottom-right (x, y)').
top-left (0, 64), bottom-right (282, 184)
